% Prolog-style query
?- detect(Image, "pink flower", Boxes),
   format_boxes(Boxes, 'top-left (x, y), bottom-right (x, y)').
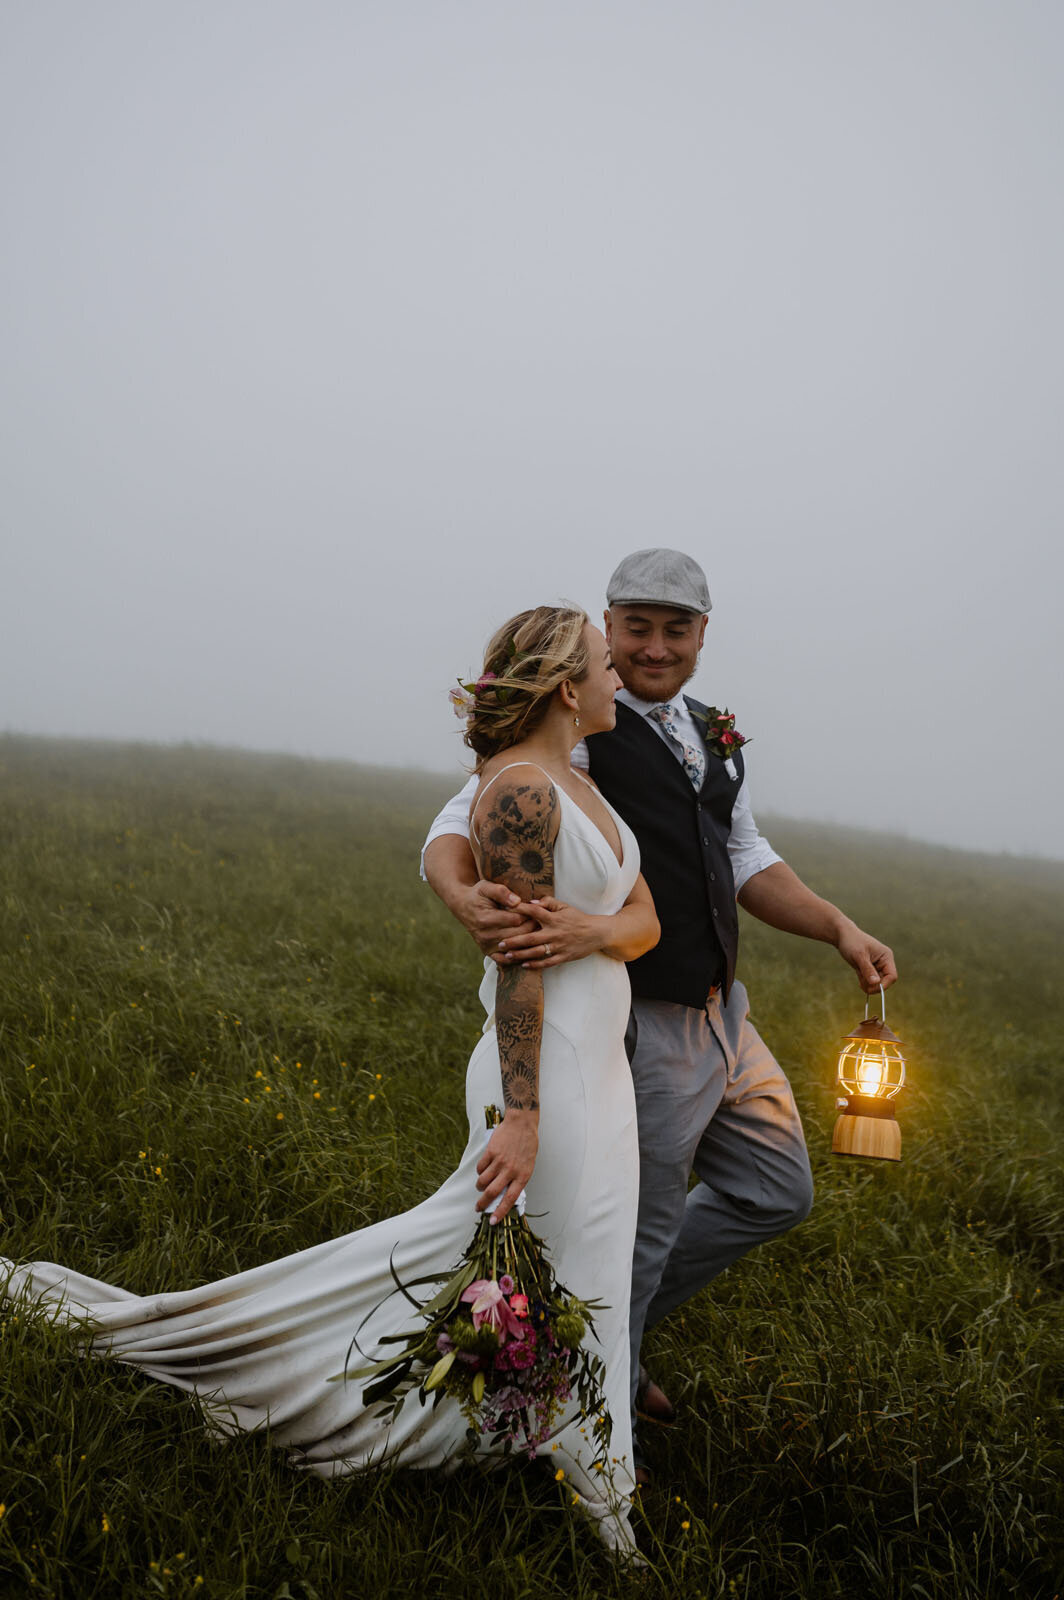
top-left (498, 1274), bottom-right (515, 1295)
top-left (461, 1279), bottom-right (525, 1341)
top-left (508, 1329), bottom-right (538, 1370)
top-left (474, 672), bottom-right (498, 693)
top-left (509, 1292), bottom-right (530, 1319)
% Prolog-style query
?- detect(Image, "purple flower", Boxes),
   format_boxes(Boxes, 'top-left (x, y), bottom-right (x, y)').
top-left (508, 1329), bottom-right (538, 1370)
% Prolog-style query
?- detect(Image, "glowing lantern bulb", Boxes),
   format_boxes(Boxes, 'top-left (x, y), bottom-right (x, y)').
top-left (832, 987), bottom-right (906, 1162)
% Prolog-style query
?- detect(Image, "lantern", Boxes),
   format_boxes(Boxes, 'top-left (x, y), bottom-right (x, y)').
top-left (832, 986), bottom-right (905, 1161)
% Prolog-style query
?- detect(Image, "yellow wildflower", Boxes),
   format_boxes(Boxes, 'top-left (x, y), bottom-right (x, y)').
top-left (554, 1468), bottom-right (565, 1481)
top-left (101, 1513), bottom-right (112, 1533)
top-left (681, 1520), bottom-right (690, 1531)
top-left (276, 1113), bottom-right (284, 1121)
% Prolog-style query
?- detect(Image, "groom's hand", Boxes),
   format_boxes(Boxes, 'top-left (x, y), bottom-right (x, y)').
top-left (459, 880), bottom-right (538, 956)
top-left (423, 838), bottom-right (535, 955)
top-left (836, 925), bottom-right (898, 994)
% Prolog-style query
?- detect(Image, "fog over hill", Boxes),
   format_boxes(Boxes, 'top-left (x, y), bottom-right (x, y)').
top-left (2, 3), bottom-right (1062, 859)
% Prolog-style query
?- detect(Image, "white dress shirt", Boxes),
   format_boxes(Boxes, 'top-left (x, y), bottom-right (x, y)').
top-left (420, 687), bottom-right (782, 894)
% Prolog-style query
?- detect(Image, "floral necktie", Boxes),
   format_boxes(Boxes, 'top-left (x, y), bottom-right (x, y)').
top-left (647, 703), bottom-right (707, 791)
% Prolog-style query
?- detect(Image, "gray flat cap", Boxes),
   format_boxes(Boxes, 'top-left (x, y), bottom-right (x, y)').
top-left (606, 548), bottom-right (712, 614)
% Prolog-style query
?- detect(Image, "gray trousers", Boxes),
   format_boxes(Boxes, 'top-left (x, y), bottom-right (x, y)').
top-left (626, 981), bottom-right (814, 1429)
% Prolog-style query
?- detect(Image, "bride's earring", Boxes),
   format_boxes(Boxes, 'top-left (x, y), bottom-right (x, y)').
top-left (573, 713), bottom-right (581, 728)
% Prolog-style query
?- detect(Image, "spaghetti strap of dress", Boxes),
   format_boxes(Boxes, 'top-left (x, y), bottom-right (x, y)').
top-left (469, 762), bottom-right (557, 845)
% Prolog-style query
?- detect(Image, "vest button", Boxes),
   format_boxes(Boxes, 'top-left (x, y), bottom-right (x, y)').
top-left (712, 907), bottom-right (719, 918)
top-left (702, 836), bottom-right (709, 846)
top-left (709, 872), bottom-right (716, 882)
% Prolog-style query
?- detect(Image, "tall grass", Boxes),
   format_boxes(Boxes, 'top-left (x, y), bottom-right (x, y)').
top-left (0, 735), bottom-right (1061, 1598)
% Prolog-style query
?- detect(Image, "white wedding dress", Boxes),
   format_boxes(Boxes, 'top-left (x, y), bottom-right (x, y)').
top-left (2, 782), bottom-right (642, 1552)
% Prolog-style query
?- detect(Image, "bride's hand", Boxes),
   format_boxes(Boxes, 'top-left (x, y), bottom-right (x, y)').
top-left (475, 1111), bottom-right (539, 1223)
top-left (491, 898), bottom-right (602, 970)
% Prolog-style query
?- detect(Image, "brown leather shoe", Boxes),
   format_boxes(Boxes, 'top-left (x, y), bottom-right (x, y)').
top-left (635, 1364), bottom-right (677, 1426)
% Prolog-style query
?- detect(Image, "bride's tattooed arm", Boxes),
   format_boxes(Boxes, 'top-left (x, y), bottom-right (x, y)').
top-left (471, 775), bottom-right (558, 1219)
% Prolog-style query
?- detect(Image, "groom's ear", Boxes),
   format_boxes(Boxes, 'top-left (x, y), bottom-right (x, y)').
top-left (603, 608), bottom-right (613, 643)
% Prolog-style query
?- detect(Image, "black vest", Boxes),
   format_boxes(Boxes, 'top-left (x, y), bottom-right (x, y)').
top-left (585, 698), bottom-right (744, 1008)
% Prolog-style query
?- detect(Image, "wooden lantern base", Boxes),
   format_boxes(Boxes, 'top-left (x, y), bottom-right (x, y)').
top-left (832, 1107), bottom-right (901, 1161)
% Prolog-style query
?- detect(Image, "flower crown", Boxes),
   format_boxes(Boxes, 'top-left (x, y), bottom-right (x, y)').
top-left (448, 637), bottom-right (534, 720)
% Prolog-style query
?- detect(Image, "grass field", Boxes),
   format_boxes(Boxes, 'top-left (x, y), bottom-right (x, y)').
top-left (1, 734), bottom-right (1061, 1600)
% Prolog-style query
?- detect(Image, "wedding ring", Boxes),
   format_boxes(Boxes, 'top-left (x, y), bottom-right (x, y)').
top-left (545, 944), bottom-right (552, 956)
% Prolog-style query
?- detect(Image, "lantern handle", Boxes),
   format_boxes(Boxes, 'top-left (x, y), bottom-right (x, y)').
top-left (863, 983), bottom-right (886, 1025)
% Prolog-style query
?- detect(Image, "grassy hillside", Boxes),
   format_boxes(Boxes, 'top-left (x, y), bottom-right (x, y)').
top-left (1, 736), bottom-right (1061, 1599)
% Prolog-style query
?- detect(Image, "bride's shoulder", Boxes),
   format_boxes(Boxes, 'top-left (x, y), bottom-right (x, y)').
top-left (470, 755), bottom-right (560, 839)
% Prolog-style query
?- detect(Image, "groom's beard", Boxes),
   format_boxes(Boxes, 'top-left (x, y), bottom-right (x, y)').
top-left (618, 653), bottom-right (700, 704)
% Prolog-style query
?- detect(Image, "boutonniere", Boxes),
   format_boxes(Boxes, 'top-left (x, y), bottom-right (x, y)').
top-left (690, 705), bottom-right (749, 781)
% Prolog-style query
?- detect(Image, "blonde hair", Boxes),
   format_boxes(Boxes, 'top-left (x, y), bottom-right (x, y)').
top-left (464, 606), bottom-right (590, 769)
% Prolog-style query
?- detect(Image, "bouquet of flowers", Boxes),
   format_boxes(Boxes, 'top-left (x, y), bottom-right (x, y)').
top-left (335, 1107), bottom-right (613, 1464)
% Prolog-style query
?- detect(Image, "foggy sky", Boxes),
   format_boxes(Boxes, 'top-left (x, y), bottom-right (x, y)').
top-left (2, 2), bottom-right (1062, 858)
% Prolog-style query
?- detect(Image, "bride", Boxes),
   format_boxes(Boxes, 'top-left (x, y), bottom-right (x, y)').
top-left (1, 605), bottom-right (659, 1555)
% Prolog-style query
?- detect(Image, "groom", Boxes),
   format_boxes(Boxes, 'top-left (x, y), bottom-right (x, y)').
top-left (422, 548), bottom-right (897, 1476)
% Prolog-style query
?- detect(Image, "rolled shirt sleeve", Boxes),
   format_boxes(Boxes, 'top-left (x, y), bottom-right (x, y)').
top-left (727, 777), bottom-right (783, 895)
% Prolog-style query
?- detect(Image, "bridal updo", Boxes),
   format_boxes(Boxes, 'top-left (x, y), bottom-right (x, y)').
top-left (462, 606), bottom-right (591, 769)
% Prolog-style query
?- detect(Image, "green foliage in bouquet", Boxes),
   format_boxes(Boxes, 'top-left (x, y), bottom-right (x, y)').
top-left (333, 1107), bottom-right (613, 1466)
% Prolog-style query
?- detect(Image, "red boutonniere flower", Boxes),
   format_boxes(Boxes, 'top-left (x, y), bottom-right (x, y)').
top-left (691, 706), bottom-right (749, 778)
